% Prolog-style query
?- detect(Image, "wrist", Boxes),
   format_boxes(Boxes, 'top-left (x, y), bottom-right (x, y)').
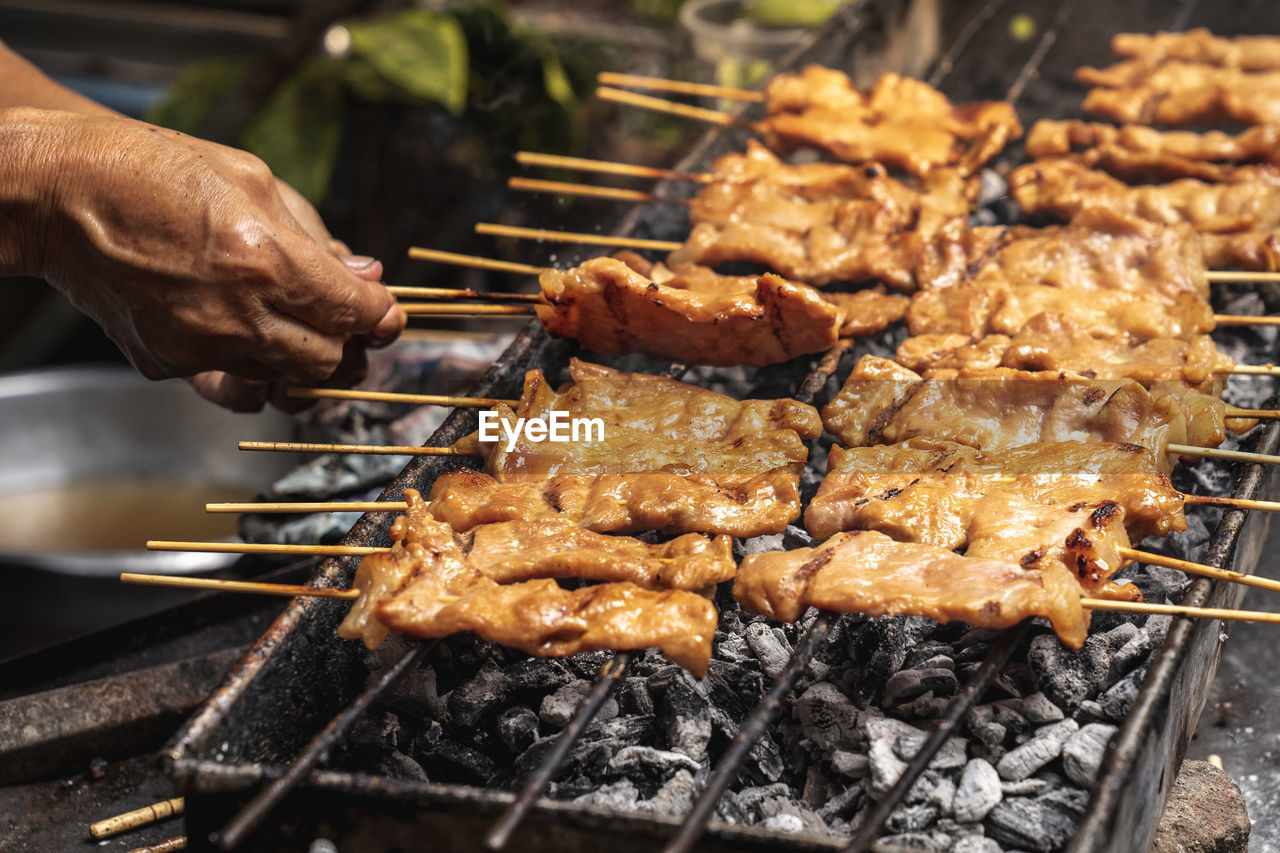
top-left (0, 106), bottom-right (69, 279)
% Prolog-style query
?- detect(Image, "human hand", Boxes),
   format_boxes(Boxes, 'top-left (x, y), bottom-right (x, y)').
top-left (15, 108), bottom-right (407, 397)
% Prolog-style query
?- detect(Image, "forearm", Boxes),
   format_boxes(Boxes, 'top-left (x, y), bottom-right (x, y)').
top-left (0, 106), bottom-right (60, 277)
top-left (0, 42), bottom-right (119, 117)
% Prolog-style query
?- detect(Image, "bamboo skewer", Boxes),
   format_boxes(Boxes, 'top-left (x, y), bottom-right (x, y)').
top-left (1214, 315), bottom-right (1280, 326)
top-left (284, 388), bottom-right (517, 407)
top-left (145, 541), bottom-right (387, 558)
top-left (1120, 547), bottom-right (1280, 594)
top-left (1082, 598), bottom-right (1280, 624)
top-left (597, 72), bottom-right (765, 102)
top-left (516, 151), bottom-right (711, 182)
top-left (238, 441), bottom-right (471, 456)
top-left (127, 838), bottom-right (186, 853)
top-left (208, 501), bottom-right (410, 514)
top-left (1184, 494), bottom-right (1280, 513)
top-left (118, 568), bottom-right (1280, 624)
top-left (90, 798), bottom-right (185, 840)
top-left (1206, 270), bottom-right (1280, 282)
top-left (475, 222), bottom-right (685, 252)
top-left (1219, 365), bottom-right (1280, 377)
top-left (121, 572), bottom-right (362, 598)
top-left (399, 302), bottom-right (537, 317)
top-left (596, 86), bottom-right (743, 127)
top-left (407, 247), bottom-right (543, 276)
top-left (509, 176), bottom-right (673, 204)
top-left (1167, 443), bottom-right (1280, 465)
top-left (387, 285), bottom-right (542, 303)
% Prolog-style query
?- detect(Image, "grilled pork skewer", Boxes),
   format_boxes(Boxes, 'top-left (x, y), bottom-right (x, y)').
top-left (336, 493), bottom-right (718, 675)
top-left (1078, 59), bottom-right (1280, 126)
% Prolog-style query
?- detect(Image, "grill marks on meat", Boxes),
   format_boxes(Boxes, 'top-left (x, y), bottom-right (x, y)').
top-left (805, 439), bottom-right (1185, 545)
top-left (535, 256), bottom-right (840, 366)
top-left (1010, 159), bottom-right (1280, 270)
top-left (733, 530), bottom-right (1091, 648)
top-left (337, 491), bottom-right (719, 675)
top-left (1027, 119), bottom-right (1280, 182)
top-left (820, 356), bottom-right (1227, 473)
top-left (476, 359), bottom-right (819, 484)
top-left (756, 67), bottom-right (1022, 176)
top-left (427, 468), bottom-right (802, 538)
top-left (668, 140), bottom-right (976, 289)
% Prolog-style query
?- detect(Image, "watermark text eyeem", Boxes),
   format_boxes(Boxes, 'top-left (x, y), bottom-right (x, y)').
top-left (478, 411), bottom-right (605, 452)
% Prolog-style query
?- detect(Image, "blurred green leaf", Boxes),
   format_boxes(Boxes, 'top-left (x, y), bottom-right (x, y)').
top-left (746, 0), bottom-right (845, 27)
top-left (240, 57), bottom-right (346, 204)
top-left (345, 9), bottom-right (468, 113)
top-left (146, 57), bottom-right (247, 133)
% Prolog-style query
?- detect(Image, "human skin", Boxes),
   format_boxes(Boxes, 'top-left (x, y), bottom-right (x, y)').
top-left (0, 43), bottom-right (405, 411)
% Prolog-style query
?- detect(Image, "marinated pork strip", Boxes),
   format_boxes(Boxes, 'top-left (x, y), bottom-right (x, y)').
top-left (1010, 160), bottom-right (1280, 269)
top-left (733, 529), bottom-right (1091, 648)
top-left (1026, 119), bottom-right (1280, 182)
top-left (820, 356), bottom-right (1226, 472)
top-left (896, 314), bottom-right (1234, 389)
top-left (907, 281), bottom-right (1212, 342)
top-left (427, 468), bottom-right (802, 538)
top-left (1077, 60), bottom-right (1280, 126)
top-left (1011, 159), bottom-right (1280, 234)
top-left (1111, 29), bottom-right (1280, 71)
top-left (757, 67), bottom-right (1022, 176)
top-left (535, 256), bottom-right (840, 366)
top-left (470, 359), bottom-right (820, 483)
top-left (669, 140), bottom-right (975, 289)
top-left (807, 439), bottom-right (1185, 542)
top-left (338, 505), bottom-right (717, 675)
top-left (464, 522), bottom-right (735, 590)
top-left (915, 209), bottom-right (1209, 302)
top-left (617, 252), bottom-right (909, 339)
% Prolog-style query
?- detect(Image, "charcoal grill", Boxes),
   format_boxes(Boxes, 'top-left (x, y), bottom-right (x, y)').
top-left (167, 1), bottom-right (1280, 850)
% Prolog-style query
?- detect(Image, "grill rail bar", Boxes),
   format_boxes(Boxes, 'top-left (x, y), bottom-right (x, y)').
top-left (214, 639), bottom-right (441, 850)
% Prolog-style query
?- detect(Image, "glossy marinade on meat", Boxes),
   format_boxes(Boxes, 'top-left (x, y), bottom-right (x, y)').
top-left (337, 491), bottom-right (720, 676)
top-left (733, 530), bottom-right (1092, 648)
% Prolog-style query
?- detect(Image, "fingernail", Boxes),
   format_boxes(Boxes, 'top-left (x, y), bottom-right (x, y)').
top-left (342, 255), bottom-right (377, 271)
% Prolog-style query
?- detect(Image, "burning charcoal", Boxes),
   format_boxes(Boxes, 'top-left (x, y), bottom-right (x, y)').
top-left (572, 779), bottom-right (639, 810)
top-left (609, 745), bottom-right (700, 781)
top-left (615, 677), bottom-right (655, 717)
top-left (745, 621), bottom-right (793, 679)
top-left (886, 802), bottom-right (942, 833)
top-left (722, 782), bottom-right (792, 823)
top-left (416, 727), bottom-right (496, 784)
top-left (644, 768), bottom-right (696, 815)
top-left (831, 750), bottom-right (871, 778)
top-left (855, 617), bottom-right (940, 692)
top-left (497, 706), bottom-right (539, 754)
top-left (884, 668), bottom-right (959, 707)
top-left (797, 682), bottom-right (863, 751)
top-left (818, 780), bottom-right (865, 820)
top-left (1062, 723), bottom-right (1118, 786)
top-left (1096, 667), bottom-right (1146, 720)
top-left (747, 732), bottom-right (787, 783)
top-left (449, 659), bottom-right (575, 728)
top-left (995, 719), bottom-right (1078, 781)
top-left (1037, 785), bottom-right (1089, 816)
top-left (949, 837), bottom-right (1003, 853)
top-left (372, 751), bottom-right (429, 783)
top-left (567, 651), bottom-right (615, 679)
top-left (902, 693), bottom-right (953, 720)
top-left (903, 647), bottom-right (956, 670)
top-left (541, 680), bottom-right (618, 729)
top-left (1000, 779), bottom-right (1049, 796)
top-left (876, 832), bottom-right (946, 852)
top-left (782, 523), bottom-right (816, 549)
top-left (758, 795), bottom-right (829, 834)
top-left (1012, 692), bottom-right (1064, 725)
top-left (953, 759), bottom-right (1002, 823)
top-left (984, 795), bottom-right (1080, 852)
top-left (990, 703), bottom-right (1031, 740)
top-left (908, 771), bottom-right (957, 813)
top-left (1027, 633), bottom-right (1110, 709)
top-left (965, 705), bottom-right (1008, 752)
top-left (660, 676), bottom-right (712, 762)
top-left (384, 666), bottom-right (450, 724)
top-left (762, 813), bottom-right (806, 833)
top-left (1111, 627), bottom-right (1155, 674)
top-left (869, 737), bottom-right (908, 796)
top-left (737, 533), bottom-right (785, 559)
top-left (894, 734), bottom-right (967, 770)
